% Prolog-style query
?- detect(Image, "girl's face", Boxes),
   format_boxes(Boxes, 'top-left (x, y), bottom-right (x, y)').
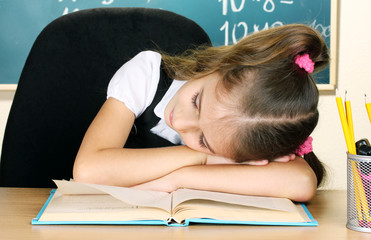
top-left (165, 72), bottom-right (233, 157)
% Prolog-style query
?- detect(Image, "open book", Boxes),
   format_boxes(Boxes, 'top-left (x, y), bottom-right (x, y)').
top-left (32, 180), bottom-right (317, 226)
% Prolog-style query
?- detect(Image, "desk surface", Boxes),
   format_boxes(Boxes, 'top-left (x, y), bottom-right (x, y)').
top-left (0, 188), bottom-right (369, 240)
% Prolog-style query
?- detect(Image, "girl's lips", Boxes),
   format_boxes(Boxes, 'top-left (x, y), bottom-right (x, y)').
top-left (170, 108), bottom-right (174, 126)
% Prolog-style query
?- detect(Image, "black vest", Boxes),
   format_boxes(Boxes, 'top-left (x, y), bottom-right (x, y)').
top-left (124, 66), bottom-right (178, 148)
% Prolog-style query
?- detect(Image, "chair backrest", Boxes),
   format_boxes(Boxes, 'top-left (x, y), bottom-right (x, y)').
top-left (0, 8), bottom-right (211, 187)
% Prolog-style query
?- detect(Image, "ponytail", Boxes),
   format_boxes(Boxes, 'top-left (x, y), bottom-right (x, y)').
top-left (304, 152), bottom-right (326, 187)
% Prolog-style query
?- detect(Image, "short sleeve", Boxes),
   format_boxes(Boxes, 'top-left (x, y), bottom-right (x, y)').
top-left (107, 51), bottom-right (161, 117)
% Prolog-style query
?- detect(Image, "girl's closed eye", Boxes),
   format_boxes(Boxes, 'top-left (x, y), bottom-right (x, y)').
top-left (191, 92), bottom-right (199, 108)
top-left (199, 134), bottom-right (207, 149)
top-left (191, 92), bottom-right (207, 149)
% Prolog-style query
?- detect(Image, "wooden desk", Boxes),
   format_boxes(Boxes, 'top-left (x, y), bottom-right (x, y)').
top-left (0, 188), bottom-right (369, 240)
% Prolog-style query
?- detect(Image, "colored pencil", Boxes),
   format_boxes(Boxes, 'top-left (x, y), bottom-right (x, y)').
top-left (366, 94), bottom-right (371, 124)
top-left (336, 90), bottom-right (370, 223)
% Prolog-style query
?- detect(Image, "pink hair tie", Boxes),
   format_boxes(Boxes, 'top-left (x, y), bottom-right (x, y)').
top-left (295, 136), bottom-right (313, 156)
top-left (294, 53), bottom-right (314, 73)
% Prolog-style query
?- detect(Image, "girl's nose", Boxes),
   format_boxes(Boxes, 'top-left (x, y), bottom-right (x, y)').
top-left (173, 112), bottom-right (199, 133)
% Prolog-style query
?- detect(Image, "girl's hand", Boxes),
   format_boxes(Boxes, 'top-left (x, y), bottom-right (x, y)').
top-left (271, 153), bottom-right (296, 163)
top-left (239, 153), bottom-right (296, 165)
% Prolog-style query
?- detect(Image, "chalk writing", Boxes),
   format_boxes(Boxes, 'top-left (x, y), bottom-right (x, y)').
top-left (58, 0), bottom-right (79, 15)
top-left (263, 0), bottom-right (275, 13)
top-left (102, 0), bottom-right (114, 5)
top-left (219, 0), bottom-right (295, 15)
top-left (59, 0), bottom-right (115, 14)
top-left (310, 20), bottom-right (331, 38)
top-left (220, 20), bottom-right (284, 45)
top-left (217, 0), bottom-right (330, 45)
top-left (55, 0), bottom-right (331, 48)
top-left (0, 0), bottom-right (333, 84)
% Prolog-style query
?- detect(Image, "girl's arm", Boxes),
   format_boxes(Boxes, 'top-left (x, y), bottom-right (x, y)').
top-left (133, 157), bottom-right (317, 202)
top-left (73, 97), bottom-right (206, 186)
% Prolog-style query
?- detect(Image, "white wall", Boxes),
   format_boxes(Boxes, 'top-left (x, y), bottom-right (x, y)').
top-left (0, 90), bottom-right (14, 157)
top-left (1, 0), bottom-right (371, 190)
top-left (312, 0), bottom-right (371, 189)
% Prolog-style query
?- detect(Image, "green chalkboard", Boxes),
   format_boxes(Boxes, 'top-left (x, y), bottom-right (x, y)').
top-left (0, 0), bottom-right (332, 85)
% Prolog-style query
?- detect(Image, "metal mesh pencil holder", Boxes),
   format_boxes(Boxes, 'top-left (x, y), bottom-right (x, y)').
top-left (347, 152), bottom-right (371, 232)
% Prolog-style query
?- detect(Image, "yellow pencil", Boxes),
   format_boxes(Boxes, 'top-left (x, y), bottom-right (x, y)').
top-left (345, 91), bottom-right (356, 152)
top-left (336, 96), bottom-right (353, 154)
top-left (336, 91), bottom-right (354, 153)
top-left (366, 94), bottom-right (371, 124)
top-left (350, 162), bottom-right (366, 222)
top-left (336, 90), bottom-right (370, 223)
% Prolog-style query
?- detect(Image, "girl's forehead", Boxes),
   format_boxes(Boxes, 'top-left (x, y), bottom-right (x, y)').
top-left (201, 87), bottom-right (238, 157)
top-left (202, 116), bottom-right (236, 157)
top-left (205, 76), bottom-right (241, 119)
top-left (214, 84), bottom-right (241, 114)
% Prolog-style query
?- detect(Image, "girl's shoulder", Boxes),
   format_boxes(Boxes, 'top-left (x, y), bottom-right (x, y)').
top-left (106, 50), bottom-right (162, 117)
top-left (120, 50), bottom-right (162, 77)
top-left (111, 50), bottom-right (162, 82)
top-left (133, 50), bottom-right (161, 64)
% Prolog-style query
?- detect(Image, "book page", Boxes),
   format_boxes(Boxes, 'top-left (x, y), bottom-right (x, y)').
top-left (172, 199), bottom-right (305, 223)
top-left (172, 188), bottom-right (298, 213)
top-left (39, 189), bottom-right (170, 222)
top-left (54, 180), bottom-right (172, 212)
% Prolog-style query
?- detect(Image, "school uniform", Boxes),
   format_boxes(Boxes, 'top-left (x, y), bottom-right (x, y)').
top-left (107, 51), bottom-right (185, 148)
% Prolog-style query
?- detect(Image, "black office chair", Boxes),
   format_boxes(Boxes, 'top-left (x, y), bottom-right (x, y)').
top-left (0, 8), bottom-right (211, 187)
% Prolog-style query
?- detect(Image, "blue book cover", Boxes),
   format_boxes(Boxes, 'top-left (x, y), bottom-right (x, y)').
top-left (32, 180), bottom-right (318, 227)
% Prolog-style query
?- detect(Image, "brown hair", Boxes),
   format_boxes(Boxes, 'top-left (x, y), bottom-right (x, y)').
top-left (161, 24), bottom-right (329, 186)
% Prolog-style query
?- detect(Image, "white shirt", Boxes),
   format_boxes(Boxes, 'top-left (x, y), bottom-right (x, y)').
top-left (107, 51), bottom-right (185, 144)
